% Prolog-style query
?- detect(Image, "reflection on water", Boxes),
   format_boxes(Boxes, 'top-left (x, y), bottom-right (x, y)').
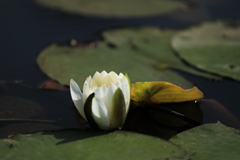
top-left (173, 69), bottom-right (240, 128)
top-left (199, 99), bottom-right (240, 129)
top-left (123, 101), bottom-right (203, 140)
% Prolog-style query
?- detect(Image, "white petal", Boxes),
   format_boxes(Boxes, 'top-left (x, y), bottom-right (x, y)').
top-left (92, 97), bottom-right (110, 130)
top-left (101, 84), bottom-right (107, 93)
top-left (100, 70), bottom-right (108, 79)
top-left (119, 73), bottom-right (124, 79)
top-left (93, 71), bottom-right (101, 78)
top-left (90, 79), bottom-right (98, 89)
top-left (103, 74), bottom-right (116, 87)
top-left (91, 86), bottom-right (97, 93)
top-left (121, 77), bottom-right (131, 113)
top-left (101, 84), bottom-right (108, 107)
top-left (109, 71), bottom-right (120, 82)
top-left (115, 80), bottom-right (128, 112)
top-left (85, 76), bottom-right (92, 86)
top-left (105, 83), bottom-right (117, 115)
top-left (93, 71), bottom-right (102, 87)
top-left (94, 84), bottom-right (107, 105)
top-left (115, 80), bottom-right (122, 89)
top-left (83, 77), bottom-right (91, 103)
top-left (70, 79), bottom-right (86, 120)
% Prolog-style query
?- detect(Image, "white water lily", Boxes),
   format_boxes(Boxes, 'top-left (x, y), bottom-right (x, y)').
top-left (70, 71), bottom-right (131, 130)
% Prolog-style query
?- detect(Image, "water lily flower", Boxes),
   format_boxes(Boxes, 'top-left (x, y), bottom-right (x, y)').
top-left (70, 71), bottom-right (131, 130)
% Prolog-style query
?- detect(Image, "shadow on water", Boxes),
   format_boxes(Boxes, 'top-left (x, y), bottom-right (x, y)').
top-left (41, 128), bottom-right (109, 145)
top-left (1, 0), bottom-right (240, 138)
top-left (123, 101), bottom-right (203, 140)
top-left (123, 99), bottom-right (240, 140)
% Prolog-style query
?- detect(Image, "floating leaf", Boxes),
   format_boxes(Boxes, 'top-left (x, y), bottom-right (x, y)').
top-left (37, 28), bottom-right (196, 89)
top-left (131, 81), bottom-right (203, 104)
top-left (37, 28), bottom-right (219, 90)
top-left (171, 122), bottom-right (240, 160)
top-left (35, 0), bottom-right (187, 17)
top-left (171, 21), bottom-right (240, 80)
top-left (103, 27), bottom-right (218, 79)
top-left (0, 130), bottom-right (190, 160)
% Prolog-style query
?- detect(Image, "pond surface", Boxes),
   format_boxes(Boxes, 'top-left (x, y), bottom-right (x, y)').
top-left (1, 0), bottom-right (240, 138)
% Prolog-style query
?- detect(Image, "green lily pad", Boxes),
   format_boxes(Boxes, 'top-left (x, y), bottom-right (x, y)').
top-left (171, 21), bottom-right (240, 80)
top-left (1, 130), bottom-right (190, 160)
top-left (171, 122), bottom-right (240, 160)
top-left (37, 43), bottom-right (192, 89)
top-left (37, 28), bottom-right (217, 89)
top-left (102, 27), bottom-right (218, 79)
top-left (35, 0), bottom-right (187, 17)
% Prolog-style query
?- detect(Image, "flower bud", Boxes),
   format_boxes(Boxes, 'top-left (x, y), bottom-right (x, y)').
top-left (70, 71), bottom-right (130, 130)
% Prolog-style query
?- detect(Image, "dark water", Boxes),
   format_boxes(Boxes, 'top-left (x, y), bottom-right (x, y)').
top-left (173, 69), bottom-right (240, 128)
top-left (1, 0), bottom-right (240, 138)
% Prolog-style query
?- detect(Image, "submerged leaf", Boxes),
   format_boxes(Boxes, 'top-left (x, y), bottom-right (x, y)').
top-left (131, 81), bottom-right (203, 104)
top-left (38, 79), bottom-right (69, 91)
top-left (199, 99), bottom-right (240, 129)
